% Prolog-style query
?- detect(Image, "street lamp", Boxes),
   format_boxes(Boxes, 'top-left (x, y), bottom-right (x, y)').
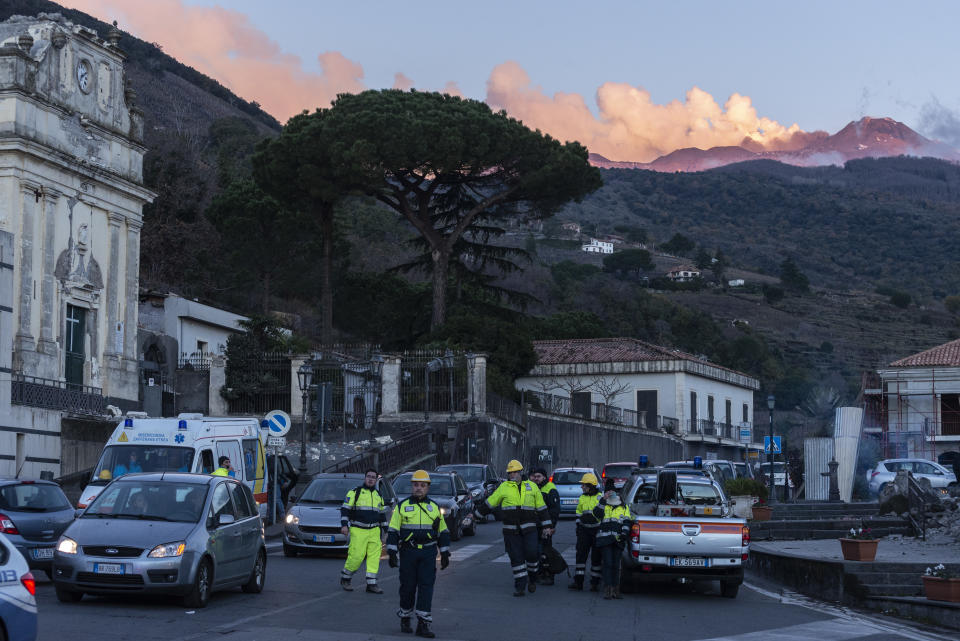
top-left (443, 348), bottom-right (455, 420)
top-left (296, 361), bottom-right (313, 479)
top-left (369, 353), bottom-right (384, 435)
top-left (767, 394), bottom-right (775, 505)
top-left (466, 353), bottom-right (477, 418)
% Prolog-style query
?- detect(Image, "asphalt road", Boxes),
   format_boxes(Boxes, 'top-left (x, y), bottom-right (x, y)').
top-left (34, 516), bottom-right (955, 641)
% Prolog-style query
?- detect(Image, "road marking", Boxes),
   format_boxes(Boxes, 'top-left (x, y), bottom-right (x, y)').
top-left (742, 581), bottom-right (954, 641)
top-left (691, 618), bottom-right (878, 641)
top-left (449, 544), bottom-right (490, 562)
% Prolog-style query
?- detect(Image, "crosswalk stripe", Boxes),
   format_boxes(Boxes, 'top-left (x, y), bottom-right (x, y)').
top-left (449, 544), bottom-right (491, 562)
top-left (692, 618), bottom-right (896, 641)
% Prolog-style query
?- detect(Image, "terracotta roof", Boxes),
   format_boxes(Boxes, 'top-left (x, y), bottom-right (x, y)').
top-left (889, 338), bottom-right (960, 367)
top-left (667, 265), bottom-right (699, 273)
top-left (531, 337), bottom-right (753, 381)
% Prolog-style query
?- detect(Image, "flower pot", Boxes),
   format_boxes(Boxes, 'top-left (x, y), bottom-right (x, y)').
top-left (730, 495), bottom-right (755, 519)
top-left (751, 505), bottom-right (773, 521)
top-left (839, 538), bottom-right (878, 562)
top-left (922, 576), bottom-right (960, 602)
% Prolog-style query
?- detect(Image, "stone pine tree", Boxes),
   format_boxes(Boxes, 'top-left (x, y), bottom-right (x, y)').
top-left (323, 89), bottom-right (603, 330)
top-left (252, 110), bottom-right (351, 344)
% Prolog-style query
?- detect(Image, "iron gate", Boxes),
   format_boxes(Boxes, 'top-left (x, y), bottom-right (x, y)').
top-left (307, 345), bottom-right (382, 431)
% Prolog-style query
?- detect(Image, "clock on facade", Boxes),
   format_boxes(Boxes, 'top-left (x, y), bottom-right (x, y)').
top-left (76, 59), bottom-right (91, 93)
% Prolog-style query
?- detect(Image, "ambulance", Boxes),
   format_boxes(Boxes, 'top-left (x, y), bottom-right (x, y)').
top-left (77, 413), bottom-right (270, 515)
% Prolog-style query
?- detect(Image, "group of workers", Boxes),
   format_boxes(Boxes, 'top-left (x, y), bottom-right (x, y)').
top-left (336, 460), bottom-right (633, 638)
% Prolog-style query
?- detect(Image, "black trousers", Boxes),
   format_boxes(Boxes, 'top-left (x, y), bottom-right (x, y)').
top-left (398, 546), bottom-right (436, 622)
top-left (574, 527), bottom-right (602, 585)
top-left (504, 528), bottom-right (539, 590)
top-left (600, 542), bottom-right (622, 587)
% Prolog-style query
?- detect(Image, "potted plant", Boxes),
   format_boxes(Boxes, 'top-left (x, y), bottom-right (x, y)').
top-left (839, 524), bottom-right (878, 561)
top-left (922, 564), bottom-right (960, 602)
top-left (724, 479), bottom-right (771, 520)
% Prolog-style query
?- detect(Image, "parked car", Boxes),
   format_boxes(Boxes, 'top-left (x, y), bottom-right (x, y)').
top-left (601, 462), bottom-right (639, 490)
top-left (53, 473), bottom-right (266, 608)
top-left (434, 464), bottom-right (501, 507)
top-left (393, 471), bottom-right (475, 540)
top-left (551, 467), bottom-right (600, 515)
top-left (0, 532), bottom-right (37, 641)
top-left (732, 462), bottom-right (755, 480)
top-left (282, 473), bottom-right (398, 556)
top-left (867, 458), bottom-right (958, 495)
top-left (0, 479), bottom-right (76, 578)
top-left (664, 460), bottom-right (736, 485)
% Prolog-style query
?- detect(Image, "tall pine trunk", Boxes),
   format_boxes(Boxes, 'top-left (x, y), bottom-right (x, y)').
top-left (320, 205), bottom-right (334, 345)
top-left (430, 248), bottom-right (450, 330)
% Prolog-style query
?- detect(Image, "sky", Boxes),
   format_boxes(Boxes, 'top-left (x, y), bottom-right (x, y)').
top-left (63, 0), bottom-right (960, 162)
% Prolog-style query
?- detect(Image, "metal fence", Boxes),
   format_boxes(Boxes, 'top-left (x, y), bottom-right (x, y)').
top-left (178, 352), bottom-right (212, 370)
top-left (307, 347), bottom-right (382, 431)
top-left (487, 391), bottom-right (524, 426)
top-left (324, 429), bottom-right (432, 475)
top-left (11, 373), bottom-right (105, 416)
top-left (224, 352), bottom-right (291, 415)
top-left (524, 390), bottom-right (663, 431)
top-left (399, 350), bottom-right (469, 415)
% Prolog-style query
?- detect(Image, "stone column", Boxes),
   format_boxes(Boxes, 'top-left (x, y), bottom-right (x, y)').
top-left (104, 212), bottom-right (123, 357)
top-left (380, 356), bottom-right (401, 416)
top-left (471, 355), bottom-right (487, 416)
top-left (290, 356), bottom-right (308, 419)
top-left (37, 188), bottom-right (61, 371)
top-left (15, 180), bottom-right (40, 353)
top-left (122, 219), bottom-right (141, 361)
top-left (208, 354), bottom-right (228, 415)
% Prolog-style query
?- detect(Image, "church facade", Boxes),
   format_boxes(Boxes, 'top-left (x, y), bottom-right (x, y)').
top-left (0, 13), bottom-right (153, 477)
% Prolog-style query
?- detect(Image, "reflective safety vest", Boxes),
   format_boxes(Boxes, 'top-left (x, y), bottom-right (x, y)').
top-left (575, 492), bottom-right (602, 528)
top-left (386, 496), bottom-right (451, 553)
top-left (592, 502), bottom-right (632, 546)
top-left (340, 486), bottom-right (387, 530)
top-left (211, 467), bottom-right (229, 477)
top-left (482, 480), bottom-right (551, 532)
top-left (538, 481), bottom-right (560, 526)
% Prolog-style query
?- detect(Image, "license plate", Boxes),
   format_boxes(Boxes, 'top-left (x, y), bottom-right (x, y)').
top-left (671, 557), bottom-right (707, 567)
top-left (561, 499), bottom-right (577, 505)
top-left (313, 535), bottom-right (335, 543)
top-left (93, 562), bottom-right (124, 575)
top-left (31, 548), bottom-right (54, 560)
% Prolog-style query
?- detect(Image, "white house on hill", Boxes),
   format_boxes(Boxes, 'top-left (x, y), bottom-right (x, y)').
top-left (582, 238), bottom-right (613, 254)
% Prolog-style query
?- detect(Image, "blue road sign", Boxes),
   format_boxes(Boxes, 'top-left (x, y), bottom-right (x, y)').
top-left (763, 436), bottom-right (782, 454)
top-left (264, 409), bottom-right (292, 437)
top-left (739, 428), bottom-right (752, 443)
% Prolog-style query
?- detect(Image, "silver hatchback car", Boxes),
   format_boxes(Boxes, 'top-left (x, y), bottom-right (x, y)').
top-left (551, 467), bottom-right (599, 515)
top-left (53, 473), bottom-right (266, 608)
top-left (867, 458), bottom-right (958, 494)
top-left (0, 479), bottom-right (76, 578)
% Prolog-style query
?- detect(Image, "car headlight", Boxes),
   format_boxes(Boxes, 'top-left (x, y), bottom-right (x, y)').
top-left (57, 537), bottom-right (78, 555)
top-left (285, 513), bottom-right (299, 525)
top-left (440, 507), bottom-right (449, 516)
top-left (148, 541), bottom-right (186, 558)
top-left (471, 488), bottom-right (483, 499)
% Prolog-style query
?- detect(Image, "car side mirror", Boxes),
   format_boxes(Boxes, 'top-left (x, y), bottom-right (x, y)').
top-left (74, 508), bottom-right (84, 519)
top-left (218, 513), bottom-right (236, 526)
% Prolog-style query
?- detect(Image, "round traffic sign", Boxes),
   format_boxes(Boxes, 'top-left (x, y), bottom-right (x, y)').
top-left (263, 410), bottom-right (292, 437)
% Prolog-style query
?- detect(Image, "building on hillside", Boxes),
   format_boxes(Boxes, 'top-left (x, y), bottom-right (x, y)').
top-left (515, 337), bottom-right (762, 460)
top-left (581, 238), bottom-right (613, 254)
top-left (728, 279), bottom-right (745, 287)
top-left (667, 266), bottom-right (701, 281)
top-left (875, 338), bottom-right (960, 463)
top-left (599, 234), bottom-right (626, 245)
top-left (560, 221), bottom-right (581, 235)
top-left (0, 14), bottom-right (154, 478)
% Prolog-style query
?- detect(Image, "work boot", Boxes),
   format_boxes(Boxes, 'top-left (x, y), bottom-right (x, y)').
top-left (416, 619), bottom-right (436, 638)
top-left (603, 586), bottom-right (613, 600)
top-left (613, 587), bottom-right (623, 599)
top-left (527, 577), bottom-right (537, 593)
top-left (513, 587), bottom-right (526, 597)
top-left (568, 577), bottom-right (583, 591)
top-left (589, 580), bottom-right (600, 592)
top-left (340, 577), bottom-right (353, 591)
top-left (400, 618), bottom-right (413, 634)
top-left (366, 583), bottom-right (383, 594)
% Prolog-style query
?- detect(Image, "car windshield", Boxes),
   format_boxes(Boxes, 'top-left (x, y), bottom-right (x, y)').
top-left (85, 481), bottom-right (207, 522)
top-left (678, 483), bottom-right (723, 505)
top-left (394, 475), bottom-right (455, 497)
top-left (604, 465), bottom-right (634, 478)
top-left (0, 483), bottom-right (71, 512)
top-left (759, 463), bottom-right (787, 473)
top-left (300, 479), bottom-right (361, 504)
top-left (554, 470), bottom-right (589, 485)
top-left (437, 466), bottom-right (483, 482)
top-left (91, 445), bottom-right (195, 485)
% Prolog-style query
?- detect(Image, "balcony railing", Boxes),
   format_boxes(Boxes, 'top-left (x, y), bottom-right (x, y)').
top-left (523, 390), bottom-right (671, 432)
top-left (11, 373), bottom-right (105, 416)
top-left (685, 418), bottom-right (759, 442)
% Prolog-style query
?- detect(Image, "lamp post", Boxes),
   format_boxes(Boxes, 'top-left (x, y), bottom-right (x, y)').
top-left (296, 360), bottom-right (313, 479)
top-left (443, 348), bottom-right (455, 420)
top-left (767, 394), bottom-right (775, 505)
top-left (369, 353), bottom-right (384, 436)
top-left (466, 352), bottom-right (477, 418)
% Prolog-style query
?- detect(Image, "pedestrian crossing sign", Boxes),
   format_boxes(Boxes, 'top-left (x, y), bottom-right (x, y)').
top-left (763, 436), bottom-right (781, 454)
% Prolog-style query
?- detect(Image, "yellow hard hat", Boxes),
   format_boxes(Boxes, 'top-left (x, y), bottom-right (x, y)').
top-left (99, 469), bottom-right (112, 480)
top-left (580, 473), bottom-right (598, 486)
top-left (506, 460), bottom-right (523, 473)
top-left (411, 470), bottom-right (432, 483)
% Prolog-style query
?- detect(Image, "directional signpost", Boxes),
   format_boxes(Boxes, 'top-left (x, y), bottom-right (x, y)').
top-left (763, 435), bottom-right (782, 454)
top-left (264, 409), bottom-right (292, 438)
top-left (263, 410), bottom-right (291, 525)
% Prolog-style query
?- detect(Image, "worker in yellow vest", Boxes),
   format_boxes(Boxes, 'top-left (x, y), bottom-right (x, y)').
top-left (340, 468), bottom-right (387, 593)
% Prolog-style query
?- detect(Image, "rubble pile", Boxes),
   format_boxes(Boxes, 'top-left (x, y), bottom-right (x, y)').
top-left (878, 469), bottom-right (960, 542)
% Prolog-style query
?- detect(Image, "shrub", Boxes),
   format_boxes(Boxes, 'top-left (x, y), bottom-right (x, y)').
top-left (724, 478), bottom-right (769, 503)
top-left (890, 291), bottom-right (911, 308)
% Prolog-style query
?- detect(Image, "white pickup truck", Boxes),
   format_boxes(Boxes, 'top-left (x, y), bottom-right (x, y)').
top-left (620, 470), bottom-right (749, 598)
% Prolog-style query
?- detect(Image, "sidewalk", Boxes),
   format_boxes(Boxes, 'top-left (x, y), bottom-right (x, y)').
top-left (752, 531), bottom-right (960, 565)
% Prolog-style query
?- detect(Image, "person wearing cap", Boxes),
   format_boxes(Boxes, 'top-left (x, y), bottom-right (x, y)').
top-left (340, 468), bottom-right (387, 594)
top-left (593, 478), bottom-right (632, 599)
top-left (569, 471), bottom-right (602, 591)
top-left (529, 467), bottom-right (560, 585)
top-left (477, 459), bottom-right (553, 596)
top-left (386, 469), bottom-right (450, 638)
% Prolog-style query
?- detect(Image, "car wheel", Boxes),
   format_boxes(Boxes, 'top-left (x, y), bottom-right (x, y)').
top-left (720, 580), bottom-right (740, 598)
top-left (283, 543), bottom-right (298, 557)
top-left (54, 586), bottom-right (83, 603)
top-left (184, 558), bottom-right (212, 608)
top-left (242, 549), bottom-right (266, 593)
top-left (450, 517), bottom-right (463, 541)
top-left (464, 517), bottom-right (476, 537)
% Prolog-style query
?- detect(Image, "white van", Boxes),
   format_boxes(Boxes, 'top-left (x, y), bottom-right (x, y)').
top-left (77, 414), bottom-right (270, 515)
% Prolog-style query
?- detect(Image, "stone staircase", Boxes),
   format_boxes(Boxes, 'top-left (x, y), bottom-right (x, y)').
top-left (843, 564), bottom-right (925, 598)
top-left (750, 501), bottom-right (912, 540)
